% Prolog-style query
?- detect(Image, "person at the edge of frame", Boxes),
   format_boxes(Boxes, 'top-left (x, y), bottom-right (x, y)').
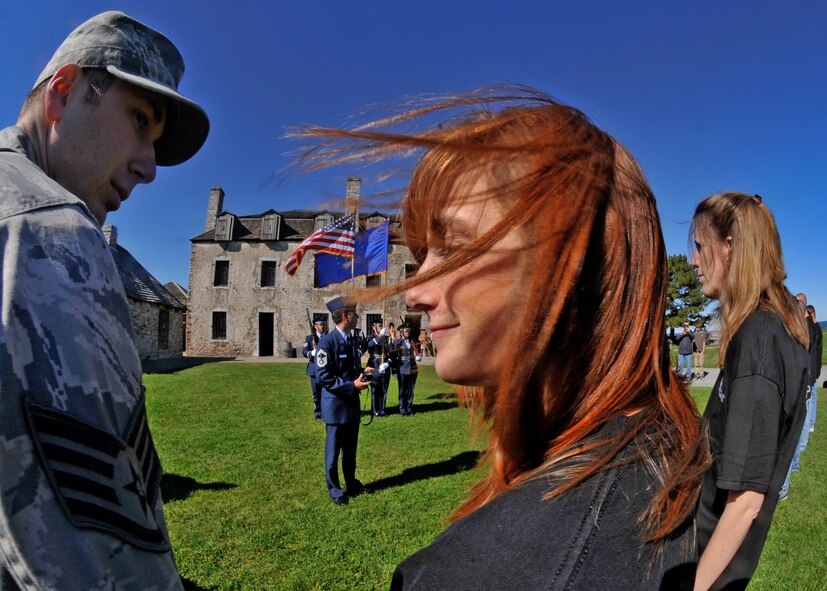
top-left (315, 297), bottom-right (374, 505)
top-left (0, 10), bottom-right (208, 590)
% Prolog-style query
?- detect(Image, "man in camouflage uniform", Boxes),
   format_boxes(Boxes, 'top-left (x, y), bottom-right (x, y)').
top-left (0, 11), bottom-right (208, 590)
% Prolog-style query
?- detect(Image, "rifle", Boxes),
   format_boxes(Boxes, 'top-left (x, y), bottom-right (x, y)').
top-left (306, 309), bottom-right (319, 347)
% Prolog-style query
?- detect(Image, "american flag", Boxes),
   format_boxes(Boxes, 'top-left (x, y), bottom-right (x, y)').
top-left (284, 212), bottom-right (356, 275)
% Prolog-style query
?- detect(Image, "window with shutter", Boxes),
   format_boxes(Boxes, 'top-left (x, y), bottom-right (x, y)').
top-left (214, 260), bottom-right (229, 286)
top-left (211, 311), bottom-right (227, 340)
top-left (260, 260), bottom-right (277, 287)
top-left (158, 309), bottom-right (170, 349)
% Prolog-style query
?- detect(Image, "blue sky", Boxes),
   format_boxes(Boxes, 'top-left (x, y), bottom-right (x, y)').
top-left (2, 1), bottom-right (826, 313)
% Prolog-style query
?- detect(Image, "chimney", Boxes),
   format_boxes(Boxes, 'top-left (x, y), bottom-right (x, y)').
top-left (102, 224), bottom-right (118, 246)
top-left (345, 177), bottom-right (360, 212)
top-left (205, 186), bottom-right (225, 232)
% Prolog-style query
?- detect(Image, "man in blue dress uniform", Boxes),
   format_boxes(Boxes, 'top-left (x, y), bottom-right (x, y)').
top-left (302, 319), bottom-right (327, 419)
top-left (394, 324), bottom-right (421, 416)
top-left (367, 320), bottom-right (392, 416)
top-left (315, 297), bottom-right (373, 505)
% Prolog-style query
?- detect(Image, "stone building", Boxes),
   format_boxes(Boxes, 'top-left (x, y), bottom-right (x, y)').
top-left (185, 179), bottom-right (425, 357)
top-left (103, 225), bottom-right (187, 362)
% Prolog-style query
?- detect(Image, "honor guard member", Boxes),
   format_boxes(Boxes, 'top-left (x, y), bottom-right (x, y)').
top-left (394, 324), bottom-right (422, 416)
top-left (315, 297), bottom-right (373, 505)
top-left (0, 11), bottom-right (208, 590)
top-left (367, 320), bottom-right (392, 416)
top-left (303, 319), bottom-right (328, 419)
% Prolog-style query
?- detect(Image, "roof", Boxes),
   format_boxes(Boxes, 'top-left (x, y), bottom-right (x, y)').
top-left (110, 245), bottom-right (186, 309)
top-left (163, 282), bottom-right (189, 306)
top-left (191, 209), bottom-right (403, 243)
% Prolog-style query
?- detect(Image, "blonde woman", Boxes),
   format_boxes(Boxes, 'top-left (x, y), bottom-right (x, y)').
top-left (690, 193), bottom-right (808, 591)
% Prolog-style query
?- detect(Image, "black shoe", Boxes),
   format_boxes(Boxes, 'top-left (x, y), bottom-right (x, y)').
top-left (348, 482), bottom-right (373, 497)
top-left (350, 487), bottom-right (373, 497)
top-left (331, 496), bottom-right (348, 506)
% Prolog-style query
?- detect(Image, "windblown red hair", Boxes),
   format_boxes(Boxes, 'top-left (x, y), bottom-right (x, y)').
top-left (292, 86), bottom-right (710, 542)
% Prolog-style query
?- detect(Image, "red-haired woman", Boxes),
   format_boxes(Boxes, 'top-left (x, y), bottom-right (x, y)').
top-left (297, 87), bottom-right (710, 590)
top-left (690, 193), bottom-right (808, 590)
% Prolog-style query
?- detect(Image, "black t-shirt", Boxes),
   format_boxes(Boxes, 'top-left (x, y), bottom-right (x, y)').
top-left (391, 419), bottom-right (696, 590)
top-left (696, 310), bottom-right (808, 591)
top-left (806, 316), bottom-right (821, 385)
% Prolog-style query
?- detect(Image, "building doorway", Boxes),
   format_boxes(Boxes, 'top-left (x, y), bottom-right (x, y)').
top-left (258, 312), bottom-right (274, 356)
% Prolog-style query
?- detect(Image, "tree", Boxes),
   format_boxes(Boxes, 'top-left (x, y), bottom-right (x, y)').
top-left (666, 254), bottom-right (709, 327)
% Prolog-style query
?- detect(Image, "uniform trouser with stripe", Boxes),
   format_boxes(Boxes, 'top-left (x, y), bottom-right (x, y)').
top-left (371, 372), bottom-right (390, 414)
top-left (325, 422), bottom-right (360, 499)
top-left (398, 372), bottom-right (418, 414)
top-left (309, 377), bottom-right (322, 416)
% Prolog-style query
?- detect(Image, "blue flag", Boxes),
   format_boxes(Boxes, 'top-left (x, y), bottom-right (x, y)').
top-left (315, 222), bottom-right (389, 287)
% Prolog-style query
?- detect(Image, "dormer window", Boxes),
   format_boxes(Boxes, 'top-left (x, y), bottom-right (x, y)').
top-left (314, 213), bottom-right (334, 231)
top-left (215, 214), bottom-right (234, 241)
top-left (261, 213), bottom-right (280, 240)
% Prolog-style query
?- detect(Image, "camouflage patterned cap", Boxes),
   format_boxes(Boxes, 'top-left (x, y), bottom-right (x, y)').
top-left (34, 11), bottom-right (208, 167)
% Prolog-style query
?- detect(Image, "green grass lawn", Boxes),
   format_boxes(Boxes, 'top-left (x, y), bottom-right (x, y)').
top-left (671, 345), bottom-right (720, 368)
top-left (673, 328), bottom-right (827, 369)
top-left (145, 364), bottom-right (825, 590)
top-left (145, 363), bottom-right (483, 590)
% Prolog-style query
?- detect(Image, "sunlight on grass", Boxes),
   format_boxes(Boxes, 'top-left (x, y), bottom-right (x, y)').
top-left (145, 365), bottom-right (824, 589)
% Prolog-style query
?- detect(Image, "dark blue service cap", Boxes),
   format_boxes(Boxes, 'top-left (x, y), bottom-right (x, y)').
top-left (35, 11), bottom-right (209, 166)
top-left (326, 296), bottom-right (356, 313)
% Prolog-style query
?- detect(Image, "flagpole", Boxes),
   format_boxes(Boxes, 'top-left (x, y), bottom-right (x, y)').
top-left (381, 271), bottom-right (388, 363)
top-left (346, 177), bottom-right (360, 287)
top-left (351, 212), bottom-right (357, 286)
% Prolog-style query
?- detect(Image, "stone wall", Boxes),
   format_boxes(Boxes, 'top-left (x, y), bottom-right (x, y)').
top-left (186, 239), bottom-right (423, 357)
top-left (127, 298), bottom-right (185, 360)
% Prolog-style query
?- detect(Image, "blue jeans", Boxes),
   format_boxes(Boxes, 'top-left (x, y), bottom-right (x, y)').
top-left (808, 384), bottom-right (817, 432)
top-left (780, 386), bottom-right (814, 498)
top-left (678, 353), bottom-right (693, 377)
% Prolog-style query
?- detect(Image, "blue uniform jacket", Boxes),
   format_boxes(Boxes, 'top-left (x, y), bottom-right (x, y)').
top-left (393, 338), bottom-right (419, 375)
top-left (302, 333), bottom-right (324, 377)
top-left (366, 333), bottom-right (390, 369)
top-left (316, 329), bottom-right (367, 424)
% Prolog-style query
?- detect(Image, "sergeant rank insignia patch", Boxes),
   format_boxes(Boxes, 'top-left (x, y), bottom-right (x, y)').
top-left (22, 396), bottom-right (169, 552)
top-left (316, 349), bottom-right (328, 368)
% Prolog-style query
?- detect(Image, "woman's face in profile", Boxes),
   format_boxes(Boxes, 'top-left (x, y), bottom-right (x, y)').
top-left (690, 223), bottom-right (731, 300)
top-left (405, 177), bottom-right (529, 386)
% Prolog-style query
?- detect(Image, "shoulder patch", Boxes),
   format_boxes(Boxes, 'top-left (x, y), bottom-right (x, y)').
top-left (316, 350), bottom-right (328, 368)
top-left (21, 396), bottom-right (169, 552)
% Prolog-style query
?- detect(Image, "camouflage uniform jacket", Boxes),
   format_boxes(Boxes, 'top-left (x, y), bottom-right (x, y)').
top-left (0, 127), bottom-right (182, 590)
